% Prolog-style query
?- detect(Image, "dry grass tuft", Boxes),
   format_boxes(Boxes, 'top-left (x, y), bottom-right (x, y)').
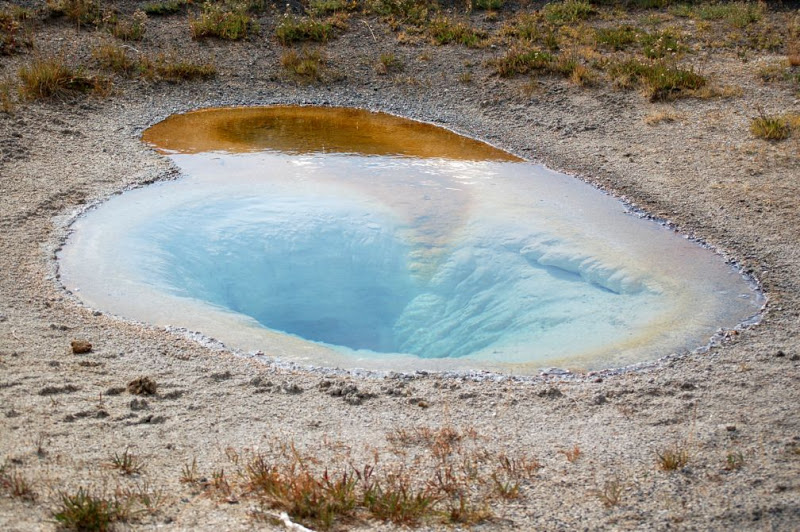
top-left (18, 57), bottom-right (109, 100)
top-left (656, 443), bottom-right (689, 471)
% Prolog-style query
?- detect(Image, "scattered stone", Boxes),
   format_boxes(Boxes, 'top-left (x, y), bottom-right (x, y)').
top-left (790, 354), bottom-right (799, 361)
top-left (127, 376), bottom-right (158, 396)
top-left (408, 397), bottom-right (429, 408)
top-left (105, 386), bottom-right (126, 396)
top-left (161, 389), bottom-right (184, 400)
top-left (48, 360), bottom-right (60, 367)
top-left (775, 350), bottom-right (785, 357)
top-left (0, 314), bottom-right (7, 322)
top-left (5, 409), bottom-right (20, 418)
top-left (92, 310), bottom-right (102, 316)
top-left (537, 387), bottom-right (563, 399)
top-left (39, 384), bottom-right (79, 396)
top-left (77, 360), bottom-right (103, 368)
top-left (71, 339), bottom-right (92, 354)
top-left (251, 376), bottom-right (274, 392)
top-left (210, 371), bottom-right (232, 381)
top-left (591, 393), bottom-right (606, 405)
top-left (281, 381), bottom-right (303, 394)
top-left (64, 409), bottom-right (108, 422)
top-left (325, 381), bottom-right (374, 404)
top-left (138, 414), bottom-right (166, 424)
top-left (458, 392), bottom-right (477, 400)
top-left (130, 398), bottom-right (149, 411)
top-left (680, 382), bottom-right (696, 391)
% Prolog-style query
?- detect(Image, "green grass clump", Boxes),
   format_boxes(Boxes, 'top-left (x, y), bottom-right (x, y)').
top-left (750, 110), bottom-right (792, 141)
top-left (275, 15), bottom-right (335, 45)
top-left (376, 52), bottom-right (403, 74)
top-left (143, 0), bottom-right (187, 16)
top-left (155, 56), bottom-right (217, 81)
top-left (48, 0), bottom-right (104, 27)
top-left (18, 57), bottom-right (109, 100)
top-left (595, 25), bottom-right (639, 51)
top-left (678, 1), bottom-right (765, 29)
top-left (190, 1), bottom-right (256, 40)
top-left (368, 0), bottom-right (436, 27)
top-left (640, 28), bottom-right (681, 58)
top-left (542, 0), bottom-right (595, 25)
top-left (309, 0), bottom-right (358, 16)
top-left (53, 488), bottom-right (127, 531)
top-left (92, 43), bottom-right (141, 76)
top-left (607, 59), bottom-right (706, 101)
top-left (494, 47), bottom-right (554, 77)
top-left (471, 0), bottom-right (503, 10)
top-left (428, 18), bottom-right (484, 47)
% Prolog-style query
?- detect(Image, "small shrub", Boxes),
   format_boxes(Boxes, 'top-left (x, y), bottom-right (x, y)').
top-left (362, 476), bottom-right (436, 525)
top-left (275, 15), bottom-right (335, 45)
top-left (656, 444), bottom-right (689, 471)
top-left (750, 109), bottom-right (791, 141)
top-left (595, 25), bottom-right (639, 51)
top-left (143, 0), bottom-right (187, 16)
top-left (695, 1), bottom-right (764, 29)
top-left (18, 57), bottom-right (109, 100)
top-left (542, 0), bottom-right (595, 25)
top-left (53, 488), bottom-right (127, 531)
top-left (190, 2), bottom-right (256, 40)
top-left (428, 17), bottom-right (484, 47)
top-left (280, 48), bottom-right (326, 83)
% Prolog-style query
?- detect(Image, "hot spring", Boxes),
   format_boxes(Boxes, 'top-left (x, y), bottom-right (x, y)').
top-left (58, 106), bottom-right (762, 374)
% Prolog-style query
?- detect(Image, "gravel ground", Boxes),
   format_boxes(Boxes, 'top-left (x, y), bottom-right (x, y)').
top-left (1, 1), bottom-right (799, 530)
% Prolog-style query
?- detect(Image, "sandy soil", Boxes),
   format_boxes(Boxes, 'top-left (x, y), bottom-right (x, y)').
top-left (1, 1), bottom-right (799, 530)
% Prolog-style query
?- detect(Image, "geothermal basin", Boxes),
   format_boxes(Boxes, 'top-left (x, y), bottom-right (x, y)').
top-left (58, 106), bottom-right (763, 374)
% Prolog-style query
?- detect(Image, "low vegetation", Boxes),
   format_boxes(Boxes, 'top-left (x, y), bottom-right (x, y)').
top-left (0, 6), bottom-right (33, 55)
top-left (53, 488), bottom-right (128, 531)
top-left (656, 443), bottom-right (690, 471)
top-left (190, 1), bottom-right (256, 40)
top-left (275, 15), bottom-right (336, 45)
top-left (750, 108), bottom-right (797, 141)
top-left (280, 48), bottom-right (327, 83)
top-left (18, 57), bottom-right (109, 100)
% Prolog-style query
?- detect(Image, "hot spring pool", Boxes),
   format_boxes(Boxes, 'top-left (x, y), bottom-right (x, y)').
top-left (58, 106), bottom-right (762, 374)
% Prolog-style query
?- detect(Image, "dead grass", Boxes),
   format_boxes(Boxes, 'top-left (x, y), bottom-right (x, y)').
top-left (0, 7), bottom-right (33, 55)
top-left (18, 57), bottom-right (110, 100)
top-left (0, 463), bottom-right (37, 502)
top-left (750, 109), bottom-right (793, 141)
top-left (644, 109), bottom-right (681, 125)
top-left (280, 48), bottom-right (328, 83)
top-left (656, 443), bottom-right (689, 471)
top-left (190, 1), bottom-right (256, 40)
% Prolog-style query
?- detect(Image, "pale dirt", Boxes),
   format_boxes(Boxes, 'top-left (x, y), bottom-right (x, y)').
top-left (1, 2), bottom-right (799, 530)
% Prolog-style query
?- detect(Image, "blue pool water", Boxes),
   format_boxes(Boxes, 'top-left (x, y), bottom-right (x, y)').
top-left (58, 108), bottom-right (762, 373)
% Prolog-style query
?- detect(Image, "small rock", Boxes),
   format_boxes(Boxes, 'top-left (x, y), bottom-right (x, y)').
top-left (130, 398), bottom-right (149, 411)
top-left (281, 382), bottom-right (302, 394)
top-left (790, 354), bottom-right (799, 361)
top-left (105, 386), bottom-right (126, 396)
top-left (71, 339), bottom-right (92, 354)
top-left (680, 382), bottom-right (696, 391)
top-left (537, 387), bottom-right (563, 399)
top-left (0, 314), bottom-right (7, 322)
top-left (591, 393), bottom-right (606, 405)
top-left (775, 350), bottom-right (785, 357)
top-left (210, 371), bottom-right (232, 382)
top-left (127, 376), bottom-right (157, 396)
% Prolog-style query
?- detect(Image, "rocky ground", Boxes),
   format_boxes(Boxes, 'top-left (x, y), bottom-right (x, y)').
top-left (0, 0), bottom-right (799, 530)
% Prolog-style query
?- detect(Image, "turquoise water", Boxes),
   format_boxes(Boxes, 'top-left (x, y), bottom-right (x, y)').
top-left (58, 108), bottom-right (762, 373)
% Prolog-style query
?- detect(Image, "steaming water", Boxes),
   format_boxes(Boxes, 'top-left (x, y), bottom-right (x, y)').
top-left (58, 107), bottom-right (762, 373)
